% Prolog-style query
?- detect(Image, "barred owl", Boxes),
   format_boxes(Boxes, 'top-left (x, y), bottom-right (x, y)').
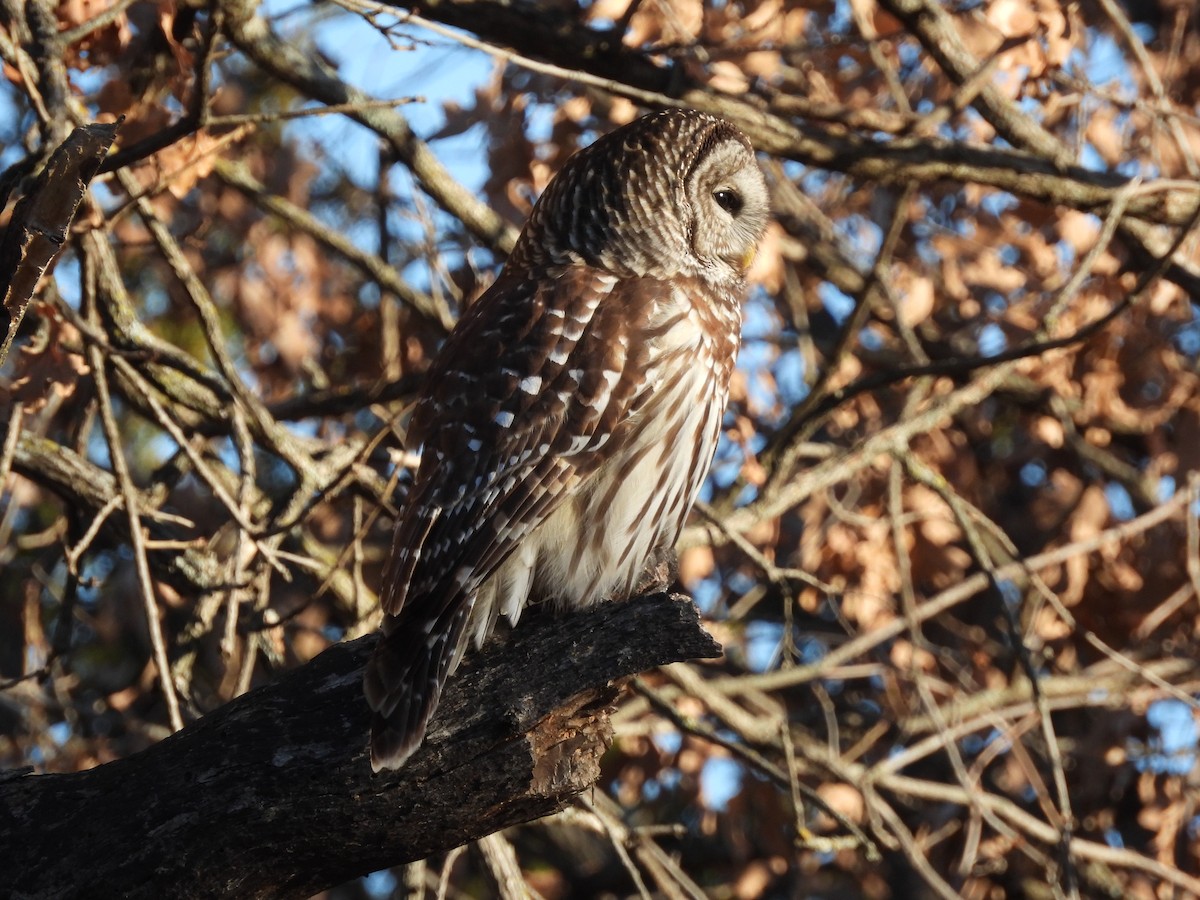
top-left (363, 109), bottom-right (769, 771)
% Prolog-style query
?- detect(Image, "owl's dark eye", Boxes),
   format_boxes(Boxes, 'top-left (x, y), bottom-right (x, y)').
top-left (713, 189), bottom-right (743, 215)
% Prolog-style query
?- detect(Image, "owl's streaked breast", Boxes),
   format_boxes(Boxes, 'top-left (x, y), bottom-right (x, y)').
top-left (466, 279), bottom-right (741, 648)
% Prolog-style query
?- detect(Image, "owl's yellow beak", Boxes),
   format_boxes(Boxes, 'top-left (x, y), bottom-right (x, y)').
top-left (740, 246), bottom-right (757, 271)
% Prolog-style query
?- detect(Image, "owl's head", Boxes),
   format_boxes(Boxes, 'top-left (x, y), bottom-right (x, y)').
top-left (517, 109), bottom-right (769, 282)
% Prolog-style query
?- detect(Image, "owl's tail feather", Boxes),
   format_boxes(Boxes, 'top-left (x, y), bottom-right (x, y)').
top-left (364, 598), bottom-right (473, 772)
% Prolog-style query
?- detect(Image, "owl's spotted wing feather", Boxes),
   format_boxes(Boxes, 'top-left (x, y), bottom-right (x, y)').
top-left (364, 266), bottom-right (655, 770)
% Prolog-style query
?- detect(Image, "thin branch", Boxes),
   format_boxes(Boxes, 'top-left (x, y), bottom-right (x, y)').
top-left (212, 158), bottom-right (453, 329)
top-left (84, 299), bottom-right (185, 733)
top-left (222, 0), bottom-right (518, 255)
top-left (712, 487), bottom-right (1193, 696)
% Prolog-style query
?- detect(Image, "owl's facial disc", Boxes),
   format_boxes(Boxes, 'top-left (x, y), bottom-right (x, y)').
top-left (687, 138), bottom-right (769, 276)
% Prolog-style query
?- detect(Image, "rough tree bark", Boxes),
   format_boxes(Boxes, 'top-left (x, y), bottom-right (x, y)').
top-left (0, 121), bottom-right (119, 367)
top-left (0, 593), bottom-right (719, 900)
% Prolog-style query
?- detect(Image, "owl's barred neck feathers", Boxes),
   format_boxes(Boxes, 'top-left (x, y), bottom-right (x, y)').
top-left (365, 109), bottom-right (769, 771)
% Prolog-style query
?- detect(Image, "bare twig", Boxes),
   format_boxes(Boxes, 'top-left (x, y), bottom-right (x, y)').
top-left (85, 302), bottom-right (185, 732)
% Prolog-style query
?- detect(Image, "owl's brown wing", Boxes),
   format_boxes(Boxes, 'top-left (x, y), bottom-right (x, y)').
top-left (384, 265), bottom-right (657, 612)
top-left (364, 266), bottom-right (662, 770)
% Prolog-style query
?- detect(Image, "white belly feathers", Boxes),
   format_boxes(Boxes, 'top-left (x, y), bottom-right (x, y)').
top-left (466, 293), bottom-right (731, 649)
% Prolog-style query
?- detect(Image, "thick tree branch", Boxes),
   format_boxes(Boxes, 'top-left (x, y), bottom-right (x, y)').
top-left (0, 593), bottom-right (720, 900)
top-left (0, 121), bottom-right (118, 367)
top-left (391, 0), bottom-right (1200, 296)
